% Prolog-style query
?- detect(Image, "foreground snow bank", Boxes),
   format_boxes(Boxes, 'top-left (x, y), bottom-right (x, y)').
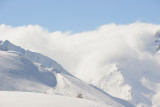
top-left (0, 91), bottom-right (107, 107)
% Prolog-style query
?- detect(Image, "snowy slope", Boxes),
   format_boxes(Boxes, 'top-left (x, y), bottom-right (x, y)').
top-left (0, 40), bottom-right (133, 107)
top-left (0, 51), bottom-right (56, 92)
top-left (0, 91), bottom-right (107, 107)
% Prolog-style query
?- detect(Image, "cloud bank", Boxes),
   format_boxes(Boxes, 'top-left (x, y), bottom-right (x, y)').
top-left (0, 23), bottom-right (160, 82)
top-left (1, 22), bottom-right (160, 106)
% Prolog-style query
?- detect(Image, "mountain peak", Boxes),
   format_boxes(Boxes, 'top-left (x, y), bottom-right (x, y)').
top-left (0, 40), bottom-right (11, 51)
top-left (0, 40), bottom-right (25, 53)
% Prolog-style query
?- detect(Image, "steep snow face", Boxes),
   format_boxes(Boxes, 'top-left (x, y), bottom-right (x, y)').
top-left (92, 64), bottom-right (133, 102)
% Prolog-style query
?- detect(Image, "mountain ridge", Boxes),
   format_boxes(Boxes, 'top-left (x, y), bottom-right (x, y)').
top-left (0, 40), bottom-right (133, 107)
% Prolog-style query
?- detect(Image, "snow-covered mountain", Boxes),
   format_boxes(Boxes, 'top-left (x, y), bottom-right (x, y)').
top-left (0, 40), bottom-right (134, 107)
top-left (1, 35), bottom-right (160, 107)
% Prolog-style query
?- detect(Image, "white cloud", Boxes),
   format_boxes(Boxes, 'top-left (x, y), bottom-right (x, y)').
top-left (0, 22), bottom-right (160, 82)
top-left (2, 22), bottom-right (160, 106)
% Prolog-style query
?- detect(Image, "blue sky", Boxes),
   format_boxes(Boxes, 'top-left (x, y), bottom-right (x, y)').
top-left (0, 0), bottom-right (160, 33)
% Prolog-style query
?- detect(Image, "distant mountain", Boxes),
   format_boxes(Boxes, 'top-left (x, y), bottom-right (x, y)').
top-left (155, 30), bottom-right (160, 51)
top-left (0, 40), bottom-right (134, 107)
